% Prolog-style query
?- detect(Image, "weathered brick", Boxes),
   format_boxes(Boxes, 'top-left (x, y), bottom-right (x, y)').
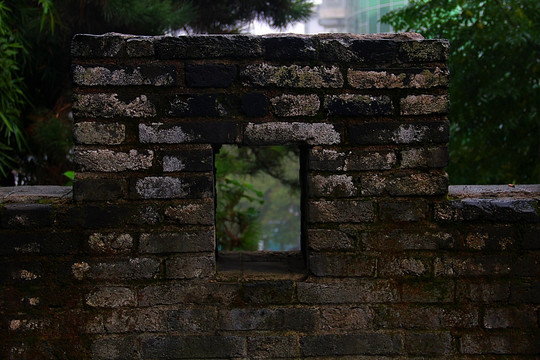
top-left (457, 280), bottom-right (511, 303)
top-left (309, 147), bottom-right (396, 171)
top-left (374, 304), bottom-right (479, 329)
top-left (138, 283), bottom-right (240, 306)
top-left (165, 254), bottom-right (215, 279)
top-left (308, 200), bottom-right (374, 223)
top-left (167, 94), bottom-right (226, 117)
top-left (348, 67), bottom-right (449, 89)
top-left (404, 332), bottom-right (453, 355)
top-left (164, 200), bottom-right (214, 225)
top-left (300, 333), bottom-right (402, 356)
top-left (74, 149), bottom-right (153, 172)
top-left (155, 35), bottom-right (262, 59)
top-left (220, 308), bottom-right (317, 331)
top-left (310, 253), bottom-right (376, 277)
top-left (385, 171), bottom-right (448, 196)
top-left (360, 229), bottom-right (455, 251)
top-left (400, 146), bottom-right (449, 168)
top-left (242, 280), bottom-right (294, 304)
top-left (484, 306), bottom-right (537, 328)
top-left (307, 229), bottom-right (355, 251)
top-left (73, 64), bottom-right (176, 86)
top-left (139, 122), bottom-right (237, 144)
top-left (167, 308), bottom-right (218, 333)
top-left (349, 121), bottom-right (449, 145)
top-left (1, 204), bottom-right (52, 228)
top-left (244, 122), bottom-right (341, 145)
top-left (460, 333), bottom-right (540, 355)
top-left (131, 175), bottom-right (212, 199)
top-left (271, 94), bottom-right (320, 116)
top-left (401, 279), bottom-right (455, 303)
top-left (325, 94), bottom-right (393, 116)
top-left (73, 122), bottom-right (125, 145)
top-left (320, 306), bottom-right (373, 331)
top-left (85, 287), bottom-right (136, 308)
top-left (434, 255), bottom-right (513, 277)
top-left (379, 200), bottom-right (428, 222)
top-left (126, 37), bottom-right (154, 57)
top-left (401, 94), bottom-right (450, 115)
top-left (81, 258), bottom-right (160, 280)
top-left (185, 64), bottom-right (236, 87)
top-left (247, 335), bottom-right (299, 358)
top-left (297, 279), bottom-right (399, 304)
top-left (72, 33), bottom-right (129, 58)
top-left (510, 280), bottom-right (540, 304)
top-left (139, 230), bottom-right (214, 253)
top-left (142, 335), bottom-right (246, 359)
top-left (398, 39), bottom-right (450, 62)
top-left (319, 36), bottom-right (400, 64)
top-left (87, 232), bottom-right (133, 254)
top-left (378, 256), bottom-right (430, 277)
top-left (90, 336), bottom-right (139, 360)
top-left (241, 64), bottom-right (344, 88)
top-left (162, 147), bottom-right (213, 172)
top-left (72, 93), bottom-right (156, 118)
top-left (88, 308), bottom-right (166, 334)
top-left (308, 174), bottom-right (357, 198)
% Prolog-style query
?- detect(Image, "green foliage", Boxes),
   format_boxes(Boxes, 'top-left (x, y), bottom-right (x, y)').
top-left (383, 0), bottom-right (540, 184)
top-left (216, 145), bottom-right (300, 251)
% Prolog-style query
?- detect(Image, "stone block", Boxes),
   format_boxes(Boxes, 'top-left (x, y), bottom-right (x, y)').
top-left (73, 64), bottom-right (176, 86)
top-left (244, 122), bottom-right (341, 145)
top-left (398, 39), bottom-right (450, 62)
top-left (349, 121), bottom-right (450, 145)
top-left (307, 229), bottom-right (354, 251)
top-left (167, 308), bottom-right (218, 333)
top-left (247, 336), bottom-right (299, 358)
top-left (308, 174), bottom-right (357, 198)
top-left (378, 256), bottom-right (430, 277)
top-left (165, 254), bottom-right (215, 279)
top-left (263, 36), bottom-right (317, 60)
top-left (325, 94), bottom-right (393, 116)
top-left (400, 146), bottom-right (449, 168)
top-left (271, 94), bottom-right (320, 116)
top-left (309, 148), bottom-right (396, 171)
top-left (85, 287), bottom-right (136, 308)
top-left (241, 64), bottom-right (343, 88)
top-left (162, 147), bottom-right (213, 172)
top-left (139, 230), bottom-right (214, 253)
top-left (155, 35), bottom-right (262, 59)
top-left (309, 253), bottom-right (376, 277)
top-left (241, 93), bottom-right (268, 117)
top-left (297, 279), bottom-right (399, 304)
top-left (164, 200), bottom-right (214, 225)
top-left (126, 37), bottom-right (154, 57)
top-left (404, 332), bottom-right (453, 355)
top-left (73, 122), bottom-right (125, 145)
top-left (131, 175), bottom-right (213, 199)
top-left (379, 201), bottom-right (428, 222)
top-left (139, 122), bottom-right (237, 144)
top-left (74, 149), bottom-right (153, 172)
top-left (308, 200), bottom-right (374, 223)
top-left (219, 308), bottom-right (317, 331)
top-left (72, 93), bottom-right (156, 118)
top-left (300, 333), bottom-right (402, 356)
top-left (319, 37), bottom-right (399, 64)
top-left (72, 33), bottom-right (129, 58)
top-left (400, 94), bottom-right (450, 115)
top-left (87, 232), bottom-right (133, 254)
top-left (141, 335), bottom-right (246, 358)
top-left (185, 64), bottom-right (236, 87)
top-left (385, 172), bottom-right (449, 196)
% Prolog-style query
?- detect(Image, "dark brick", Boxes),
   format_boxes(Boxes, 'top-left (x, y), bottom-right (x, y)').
top-left (263, 36), bottom-right (317, 60)
top-left (141, 336), bottom-right (246, 358)
top-left (379, 201), bottom-right (428, 222)
top-left (164, 200), bottom-right (214, 225)
top-left (167, 94), bottom-right (225, 117)
top-left (320, 38), bottom-right (399, 64)
top-left (165, 254), bottom-right (215, 279)
top-left (243, 280), bottom-right (294, 304)
top-left (130, 175), bottom-right (213, 199)
top-left (73, 178), bottom-right (126, 202)
top-left (325, 94), bottom-right (393, 116)
top-left (72, 33), bottom-right (127, 58)
top-left (308, 200), bottom-right (374, 223)
top-left (484, 306), bottom-right (537, 328)
top-left (162, 147), bottom-right (213, 172)
top-left (456, 280), bottom-right (511, 303)
top-left (73, 64), bottom-right (176, 86)
top-left (401, 279), bottom-right (455, 303)
top-left (88, 308), bottom-right (166, 334)
top-left (361, 229), bottom-right (455, 251)
top-left (400, 146), bottom-right (449, 168)
top-left (523, 226), bottom-right (540, 249)
top-left (460, 333), bottom-right (540, 355)
top-left (320, 306), bottom-right (374, 331)
top-left (1, 204), bottom-right (52, 228)
top-left (91, 336), bottom-right (139, 360)
top-left (155, 35), bottom-right (262, 59)
top-left (309, 253), bottom-right (376, 277)
top-left (300, 333), bottom-right (402, 356)
top-left (185, 64), bottom-right (236, 88)
top-left (167, 309), bottom-right (218, 333)
top-left (139, 283), bottom-right (240, 306)
top-left (349, 121), bottom-right (449, 145)
top-left (241, 93), bottom-right (268, 117)
top-left (459, 198), bottom-right (540, 223)
top-left (374, 304), bottom-right (479, 329)
top-left (139, 230), bottom-right (214, 253)
top-left (378, 255), bottom-right (431, 277)
top-left (84, 257), bottom-right (160, 280)
top-left (307, 229), bottom-right (355, 251)
top-left (297, 279), bottom-right (399, 304)
top-left (510, 281), bottom-right (540, 304)
top-left (247, 336), bottom-right (299, 358)
top-left (220, 308), bottom-right (317, 331)
top-left (65, 205), bottom-right (132, 228)
top-left (405, 332), bottom-right (453, 355)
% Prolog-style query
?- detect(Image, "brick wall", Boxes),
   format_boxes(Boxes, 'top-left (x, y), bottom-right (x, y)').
top-left (0, 33), bottom-right (539, 359)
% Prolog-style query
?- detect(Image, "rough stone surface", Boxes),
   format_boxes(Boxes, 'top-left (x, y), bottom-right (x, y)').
top-left (309, 148), bottom-right (396, 171)
top-left (73, 93), bottom-right (156, 118)
top-left (325, 94), bottom-right (393, 116)
top-left (139, 122), bottom-right (237, 144)
top-left (241, 64), bottom-right (344, 88)
top-left (85, 287), bottom-right (136, 307)
top-left (73, 122), bottom-right (126, 145)
top-left (271, 94), bottom-right (320, 116)
top-left (350, 121), bottom-right (449, 144)
top-left (74, 149), bottom-right (153, 172)
top-left (401, 94), bottom-right (450, 115)
top-left (244, 122), bottom-right (341, 145)
top-left (348, 67), bottom-right (449, 89)
top-left (308, 200), bottom-right (374, 223)
top-left (73, 65), bottom-right (176, 86)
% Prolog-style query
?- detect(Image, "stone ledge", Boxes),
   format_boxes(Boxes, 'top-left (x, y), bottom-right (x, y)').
top-left (449, 184), bottom-right (540, 199)
top-left (0, 186), bottom-right (72, 204)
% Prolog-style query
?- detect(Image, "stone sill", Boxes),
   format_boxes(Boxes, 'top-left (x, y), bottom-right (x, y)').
top-left (448, 184), bottom-right (540, 199)
top-left (216, 251), bottom-right (307, 281)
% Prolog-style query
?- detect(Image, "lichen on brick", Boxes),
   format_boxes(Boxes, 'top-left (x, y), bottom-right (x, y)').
top-left (73, 93), bottom-right (156, 118)
top-left (241, 63), bottom-right (344, 88)
top-left (74, 149), bottom-right (153, 172)
top-left (271, 94), bottom-right (320, 116)
top-left (245, 122), bottom-right (340, 145)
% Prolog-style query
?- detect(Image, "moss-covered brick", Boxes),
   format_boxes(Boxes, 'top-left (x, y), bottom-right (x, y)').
top-left (241, 64), bottom-right (344, 88)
